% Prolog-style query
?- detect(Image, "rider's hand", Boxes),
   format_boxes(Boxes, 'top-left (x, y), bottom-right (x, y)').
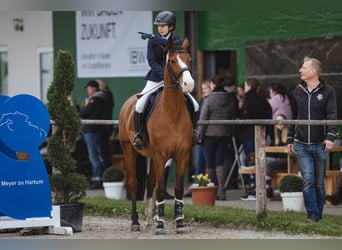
top-left (138, 32), bottom-right (154, 40)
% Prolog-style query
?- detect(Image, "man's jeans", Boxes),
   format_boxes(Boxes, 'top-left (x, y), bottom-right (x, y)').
top-left (83, 132), bottom-right (106, 180)
top-left (294, 141), bottom-right (328, 219)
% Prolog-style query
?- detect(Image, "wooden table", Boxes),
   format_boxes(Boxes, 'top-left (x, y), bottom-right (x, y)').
top-left (264, 146), bottom-right (298, 174)
top-left (264, 145), bottom-right (342, 194)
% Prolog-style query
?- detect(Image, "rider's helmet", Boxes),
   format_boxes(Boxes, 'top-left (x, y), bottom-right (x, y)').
top-left (154, 11), bottom-right (176, 26)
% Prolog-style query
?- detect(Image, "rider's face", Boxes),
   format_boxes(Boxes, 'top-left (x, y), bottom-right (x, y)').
top-left (158, 25), bottom-right (171, 36)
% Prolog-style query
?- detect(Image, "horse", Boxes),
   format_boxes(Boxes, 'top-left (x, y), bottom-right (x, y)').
top-left (119, 38), bottom-right (194, 235)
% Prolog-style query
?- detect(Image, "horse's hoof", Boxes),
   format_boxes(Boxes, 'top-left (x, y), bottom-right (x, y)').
top-left (131, 224), bottom-right (141, 232)
top-left (155, 228), bottom-right (166, 235)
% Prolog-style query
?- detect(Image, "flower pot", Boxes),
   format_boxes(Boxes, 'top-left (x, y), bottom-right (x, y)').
top-left (280, 192), bottom-right (304, 212)
top-left (189, 186), bottom-right (217, 206)
top-left (55, 202), bottom-right (84, 232)
top-left (103, 182), bottom-right (125, 200)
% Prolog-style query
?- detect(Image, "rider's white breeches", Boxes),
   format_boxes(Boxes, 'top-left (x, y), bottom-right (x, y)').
top-left (135, 80), bottom-right (199, 113)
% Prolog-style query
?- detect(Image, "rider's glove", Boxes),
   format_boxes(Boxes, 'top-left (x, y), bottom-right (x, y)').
top-left (138, 32), bottom-right (154, 40)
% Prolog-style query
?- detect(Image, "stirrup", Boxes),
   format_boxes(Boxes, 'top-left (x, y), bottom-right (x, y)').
top-left (133, 133), bottom-right (144, 150)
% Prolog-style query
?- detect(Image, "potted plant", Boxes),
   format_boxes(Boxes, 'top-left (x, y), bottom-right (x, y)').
top-left (189, 174), bottom-right (217, 206)
top-left (46, 50), bottom-right (88, 232)
top-left (278, 174), bottom-right (304, 212)
top-left (102, 166), bottom-right (126, 200)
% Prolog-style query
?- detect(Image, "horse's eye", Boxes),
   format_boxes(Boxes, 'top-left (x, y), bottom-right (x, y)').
top-left (169, 60), bottom-right (176, 64)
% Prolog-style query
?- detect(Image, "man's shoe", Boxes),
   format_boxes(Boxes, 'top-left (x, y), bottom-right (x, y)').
top-left (133, 133), bottom-right (144, 150)
top-left (305, 215), bottom-right (319, 223)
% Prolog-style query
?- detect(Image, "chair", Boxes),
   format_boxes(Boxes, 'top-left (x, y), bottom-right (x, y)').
top-left (224, 136), bottom-right (247, 192)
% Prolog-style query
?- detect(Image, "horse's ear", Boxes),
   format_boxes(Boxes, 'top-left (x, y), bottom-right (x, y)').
top-left (182, 38), bottom-right (189, 50)
top-left (166, 37), bottom-right (174, 51)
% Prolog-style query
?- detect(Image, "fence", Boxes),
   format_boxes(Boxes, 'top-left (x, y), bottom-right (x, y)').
top-left (78, 118), bottom-right (342, 221)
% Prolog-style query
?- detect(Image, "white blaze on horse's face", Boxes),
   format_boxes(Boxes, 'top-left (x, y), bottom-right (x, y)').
top-left (177, 54), bottom-right (194, 93)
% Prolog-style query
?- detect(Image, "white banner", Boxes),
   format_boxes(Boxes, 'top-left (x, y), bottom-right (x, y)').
top-left (76, 11), bottom-right (152, 78)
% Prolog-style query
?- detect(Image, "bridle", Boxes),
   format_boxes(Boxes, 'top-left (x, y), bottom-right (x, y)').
top-left (165, 49), bottom-right (191, 89)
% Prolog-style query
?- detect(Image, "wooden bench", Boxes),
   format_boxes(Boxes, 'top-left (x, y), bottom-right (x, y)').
top-left (239, 167), bottom-right (290, 188)
top-left (325, 170), bottom-right (340, 195)
top-left (239, 162), bottom-right (340, 193)
top-left (238, 168), bottom-right (256, 175)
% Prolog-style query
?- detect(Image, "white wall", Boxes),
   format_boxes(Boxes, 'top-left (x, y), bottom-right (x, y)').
top-left (0, 11), bottom-right (52, 99)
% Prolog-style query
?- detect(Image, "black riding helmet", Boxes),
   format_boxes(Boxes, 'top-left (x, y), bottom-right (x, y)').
top-left (153, 11), bottom-right (176, 26)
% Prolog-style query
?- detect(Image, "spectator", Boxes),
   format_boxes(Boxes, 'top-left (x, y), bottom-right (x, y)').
top-left (193, 80), bottom-right (212, 181)
top-left (198, 75), bottom-right (238, 200)
top-left (79, 80), bottom-right (107, 190)
top-left (223, 74), bottom-right (240, 189)
top-left (265, 114), bottom-right (289, 200)
top-left (268, 82), bottom-right (292, 120)
top-left (287, 56), bottom-right (337, 222)
top-left (236, 85), bottom-right (245, 109)
top-left (96, 79), bottom-right (115, 170)
top-left (239, 78), bottom-right (272, 201)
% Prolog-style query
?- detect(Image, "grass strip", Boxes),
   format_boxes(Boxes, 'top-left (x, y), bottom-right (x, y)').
top-left (81, 196), bottom-right (342, 237)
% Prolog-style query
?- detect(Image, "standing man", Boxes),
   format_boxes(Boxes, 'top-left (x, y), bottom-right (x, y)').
top-left (80, 80), bottom-right (107, 190)
top-left (96, 78), bottom-right (115, 170)
top-left (287, 57), bottom-right (337, 222)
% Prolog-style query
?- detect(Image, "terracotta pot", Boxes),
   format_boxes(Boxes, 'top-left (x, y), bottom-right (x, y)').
top-left (189, 185), bottom-right (217, 206)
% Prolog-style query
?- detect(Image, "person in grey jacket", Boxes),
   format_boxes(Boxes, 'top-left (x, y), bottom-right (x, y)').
top-left (198, 74), bottom-right (238, 200)
top-left (287, 57), bottom-right (337, 222)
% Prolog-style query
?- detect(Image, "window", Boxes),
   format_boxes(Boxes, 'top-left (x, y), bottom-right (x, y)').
top-left (0, 48), bottom-right (8, 95)
top-left (38, 48), bottom-right (53, 103)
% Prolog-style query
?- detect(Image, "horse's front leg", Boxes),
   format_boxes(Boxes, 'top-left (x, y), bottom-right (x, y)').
top-left (154, 158), bottom-right (167, 235)
top-left (173, 156), bottom-right (189, 234)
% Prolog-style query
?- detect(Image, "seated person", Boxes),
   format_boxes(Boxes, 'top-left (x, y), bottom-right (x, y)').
top-left (266, 114), bottom-right (288, 199)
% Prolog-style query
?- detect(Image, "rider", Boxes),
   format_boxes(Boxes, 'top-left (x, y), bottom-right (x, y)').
top-left (134, 10), bottom-right (199, 150)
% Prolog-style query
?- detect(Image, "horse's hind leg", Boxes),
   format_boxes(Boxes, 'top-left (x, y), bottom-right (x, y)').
top-left (122, 143), bottom-right (140, 231)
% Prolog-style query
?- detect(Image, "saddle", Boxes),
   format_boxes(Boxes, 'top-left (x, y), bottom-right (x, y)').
top-left (138, 87), bottom-right (195, 144)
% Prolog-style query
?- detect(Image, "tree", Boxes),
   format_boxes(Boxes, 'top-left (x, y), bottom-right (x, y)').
top-left (47, 50), bottom-right (87, 203)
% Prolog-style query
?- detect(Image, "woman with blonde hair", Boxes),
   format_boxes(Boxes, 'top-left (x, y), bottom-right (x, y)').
top-left (265, 114), bottom-right (289, 200)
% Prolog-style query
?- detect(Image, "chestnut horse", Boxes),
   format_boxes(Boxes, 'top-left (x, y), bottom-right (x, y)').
top-left (119, 38), bottom-right (194, 234)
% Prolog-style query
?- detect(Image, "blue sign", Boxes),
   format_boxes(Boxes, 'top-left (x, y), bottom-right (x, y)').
top-left (0, 94), bottom-right (52, 219)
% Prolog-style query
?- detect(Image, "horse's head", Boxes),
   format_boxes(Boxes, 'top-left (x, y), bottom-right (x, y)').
top-left (165, 38), bottom-right (194, 93)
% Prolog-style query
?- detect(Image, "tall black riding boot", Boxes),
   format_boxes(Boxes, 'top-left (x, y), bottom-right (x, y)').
top-left (133, 111), bottom-right (144, 150)
top-left (164, 167), bottom-right (174, 199)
